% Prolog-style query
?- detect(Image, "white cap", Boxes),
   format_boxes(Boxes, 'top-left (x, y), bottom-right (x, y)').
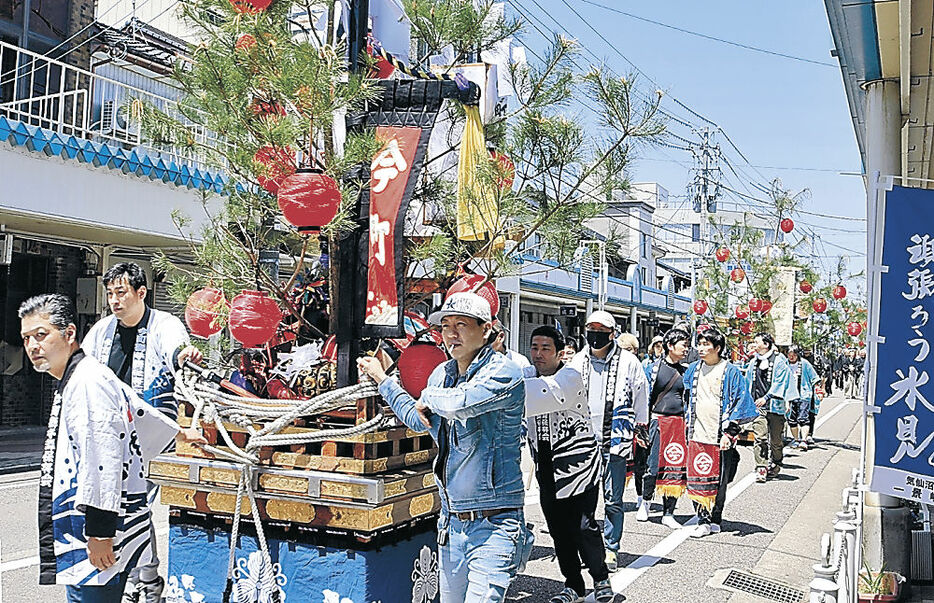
top-left (428, 292), bottom-right (492, 325)
top-left (585, 310), bottom-right (616, 329)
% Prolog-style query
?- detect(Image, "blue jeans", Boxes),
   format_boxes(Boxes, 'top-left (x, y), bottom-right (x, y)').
top-left (439, 509), bottom-right (532, 602)
top-left (65, 572), bottom-right (128, 603)
top-left (601, 451), bottom-right (628, 552)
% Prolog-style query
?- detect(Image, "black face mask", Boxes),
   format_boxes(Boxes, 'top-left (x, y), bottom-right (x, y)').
top-left (586, 330), bottom-right (612, 350)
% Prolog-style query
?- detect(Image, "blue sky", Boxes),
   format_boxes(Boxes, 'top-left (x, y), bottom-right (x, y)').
top-left (509, 0), bottom-right (867, 292)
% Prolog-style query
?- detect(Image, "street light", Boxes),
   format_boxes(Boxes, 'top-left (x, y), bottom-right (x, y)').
top-left (577, 240), bottom-right (607, 311)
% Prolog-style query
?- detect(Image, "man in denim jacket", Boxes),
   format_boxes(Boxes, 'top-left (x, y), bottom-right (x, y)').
top-left (358, 292), bottom-right (531, 602)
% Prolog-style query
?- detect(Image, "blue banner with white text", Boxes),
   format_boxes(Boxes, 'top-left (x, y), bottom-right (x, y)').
top-left (870, 184), bottom-right (934, 503)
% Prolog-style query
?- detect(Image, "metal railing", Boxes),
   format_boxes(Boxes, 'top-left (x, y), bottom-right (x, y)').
top-left (809, 469), bottom-right (863, 603)
top-left (0, 39), bottom-right (224, 173)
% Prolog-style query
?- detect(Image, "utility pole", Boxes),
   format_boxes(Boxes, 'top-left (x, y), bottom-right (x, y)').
top-left (688, 128), bottom-right (722, 331)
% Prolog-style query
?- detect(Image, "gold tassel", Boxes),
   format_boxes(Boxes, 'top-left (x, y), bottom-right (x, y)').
top-left (687, 493), bottom-right (715, 512)
top-left (656, 485), bottom-right (686, 499)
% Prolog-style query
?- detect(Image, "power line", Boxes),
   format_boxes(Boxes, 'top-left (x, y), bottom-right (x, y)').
top-left (577, 0), bottom-right (836, 69)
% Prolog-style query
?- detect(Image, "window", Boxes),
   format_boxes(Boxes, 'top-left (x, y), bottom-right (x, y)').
top-left (691, 224), bottom-right (700, 242)
top-left (641, 266), bottom-right (647, 284)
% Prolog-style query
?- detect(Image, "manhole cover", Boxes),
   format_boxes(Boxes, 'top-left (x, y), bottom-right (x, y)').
top-left (707, 568), bottom-right (806, 603)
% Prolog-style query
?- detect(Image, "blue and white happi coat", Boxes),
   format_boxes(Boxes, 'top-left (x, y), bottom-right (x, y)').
top-left (39, 352), bottom-right (178, 585)
top-left (568, 345), bottom-right (650, 458)
top-left (83, 308), bottom-right (190, 421)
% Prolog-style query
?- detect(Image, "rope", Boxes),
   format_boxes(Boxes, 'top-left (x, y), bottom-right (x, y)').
top-left (369, 37), bottom-right (461, 83)
top-left (178, 370), bottom-right (384, 601)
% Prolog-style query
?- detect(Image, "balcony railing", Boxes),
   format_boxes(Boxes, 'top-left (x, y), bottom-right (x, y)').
top-left (0, 39), bottom-right (223, 173)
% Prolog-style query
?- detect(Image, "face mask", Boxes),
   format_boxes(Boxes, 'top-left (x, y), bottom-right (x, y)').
top-left (587, 330), bottom-right (612, 350)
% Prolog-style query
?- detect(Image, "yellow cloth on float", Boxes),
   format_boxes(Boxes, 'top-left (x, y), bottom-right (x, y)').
top-left (457, 105), bottom-right (499, 242)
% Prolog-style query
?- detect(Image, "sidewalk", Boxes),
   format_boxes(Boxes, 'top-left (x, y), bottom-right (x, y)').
top-left (0, 426), bottom-right (45, 474)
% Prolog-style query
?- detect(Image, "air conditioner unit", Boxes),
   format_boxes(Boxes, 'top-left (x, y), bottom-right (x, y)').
top-left (100, 100), bottom-right (128, 134)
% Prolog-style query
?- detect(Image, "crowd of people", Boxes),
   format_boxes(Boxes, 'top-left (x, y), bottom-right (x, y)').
top-left (19, 268), bottom-right (849, 603)
top-left (358, 293), bottom-right (848, 603)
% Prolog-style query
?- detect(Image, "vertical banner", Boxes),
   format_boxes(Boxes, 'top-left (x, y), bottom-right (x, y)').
top-left (770, 267), bottom-right (797, 347)
top-left (869, 184), bottom-right (934, 503)
top-left (365, 126), bottom-right (423, 327)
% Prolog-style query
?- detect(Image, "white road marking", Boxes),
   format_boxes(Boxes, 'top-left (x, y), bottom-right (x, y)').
top-left (609, 399), bottom-right (859, 594)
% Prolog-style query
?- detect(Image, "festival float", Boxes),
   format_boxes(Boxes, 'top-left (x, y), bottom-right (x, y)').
top-left (139, 2), bottom-right (487, 601)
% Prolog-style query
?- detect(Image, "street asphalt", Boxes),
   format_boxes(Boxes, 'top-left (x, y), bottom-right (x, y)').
top-left (0, 393), bottom-right (862, 603)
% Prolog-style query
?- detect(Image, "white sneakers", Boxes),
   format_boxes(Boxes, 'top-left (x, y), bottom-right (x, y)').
top-left (661, 515), bottom-right (682, 530)
top-left (635, 498), bottom-right (649, 522)
top-left (690, 523), bottom-right (720, 538)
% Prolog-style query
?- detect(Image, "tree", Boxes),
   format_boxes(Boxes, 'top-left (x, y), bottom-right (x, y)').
top-left (138, 0), bottom-right (666, 361)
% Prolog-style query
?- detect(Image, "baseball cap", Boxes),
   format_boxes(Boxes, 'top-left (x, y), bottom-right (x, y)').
top-left (428, 292), bottom-right (492, 325)
top-left (650, 335), bottom-right (664, 345)
top-left (584, 310), bottom-right (616, 329)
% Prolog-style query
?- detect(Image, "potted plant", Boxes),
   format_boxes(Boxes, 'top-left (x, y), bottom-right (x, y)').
top-left (858, 561), bottom-right (905, 602)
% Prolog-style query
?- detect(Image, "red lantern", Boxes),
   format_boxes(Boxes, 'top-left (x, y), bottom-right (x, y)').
top-left (799, 280), bottom-right (813, 294)
top-left (847, 322), bottom-right (863, 337)
top-left (697, 323), bottom-right (711, 333)
top-left (229, 290), bottom-right (281, 348)
top-left (445, 275), bottom-right (500, 316)
top-left (760, 299), bottom-right (773, 314)
top-left (730, 267), bottom-right (745, 283)
top-left (734, 305), bottom-right (750, 319)
top-left (397, 342), bottom-right (448, 398)
top-left (276, 169), bottom-right (342, 230)
top-left (748, 297), bottom-right (763, 313)
top-left (715, 247), bottom-right (730, 262)
top-left (780, 218), bottom-right (794, 234)
top-left (490, 151), bottom-right (515, 190)
top-left (235, 33), bottom-right (257, 51)
top-left (254, 145), bottom-right (296, 195)
top-left (740, 321), bottom-right (754, 335)
top-left (858, 340), bottom-right (866, 348)
top-left (185, 287), bottom-right (227, 338)
top-left (228, 0), bottom-right (272, 14)
top-left (832, 285), bottom-right (847, 300)
top-left (812, 297), bottom-right (828, 313)
top-left (693, 300), bottom-right (708, 315)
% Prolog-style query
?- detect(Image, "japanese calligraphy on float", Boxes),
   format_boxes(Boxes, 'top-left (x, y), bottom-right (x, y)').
top-left (149, 78), bottom-right (478, 603)
top-left (867, 184), bottom-right (934, 504)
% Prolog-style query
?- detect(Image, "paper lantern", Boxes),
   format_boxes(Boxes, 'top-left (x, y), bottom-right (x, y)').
top-left (235, 33), bottom-right (257, 51)
top-left (398, 343), bottom-right (448, 398)
top-left (696, 323), bottom-right (711, 333)
top-left (734, 305), bottom-right (750, 320)
top-left (760, 299), bottom-right (773, 314)
top-left (858, 340), bottom-right (866, 348)
top-left (832, 285), bottom-right (847, 300)
top-left (228, 0), bottom-right (272, 14)
top-left (730, 267), bottom-right (745, 283)
top-left (250, 99), bottom-right (286, 119)
top-left (254, 145), bottom-right (296, 195)
top-left (748, 298), bottom-right (763, 313)
top-left (490, 151), bottom-right (515, 190)
top-left (715, 247), bottom-right (730, 262)
top-left (740, 321), bottom-right (754, 335)
top-left (847, 322), bottom-right (863, 337)
top-left (445, 275), bottom-right (500, 316)
top-left (229, 290), bottom-right (281, 348)
top-left (277, 169), bottom-right (342, 230)
top-left (812, 297), bottom-right (828, 313)
top-left (780, 218), bottom-right (794, 234)
top-left (693, 300), bottom-right (708, 315)
top-left (185, 287), bottom-right (226, 339)
top-left (799, 280), bottom-right (812, 294)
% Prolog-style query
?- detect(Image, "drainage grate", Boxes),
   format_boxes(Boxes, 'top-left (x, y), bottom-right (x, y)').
top-left (710, 569), bottom-right (806, 603)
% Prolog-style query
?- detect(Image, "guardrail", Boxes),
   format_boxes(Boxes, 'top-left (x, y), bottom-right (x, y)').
top-left (0, 39), bottom-right (223, 172)
top-left (809, 469), bottom-right (863, 603)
